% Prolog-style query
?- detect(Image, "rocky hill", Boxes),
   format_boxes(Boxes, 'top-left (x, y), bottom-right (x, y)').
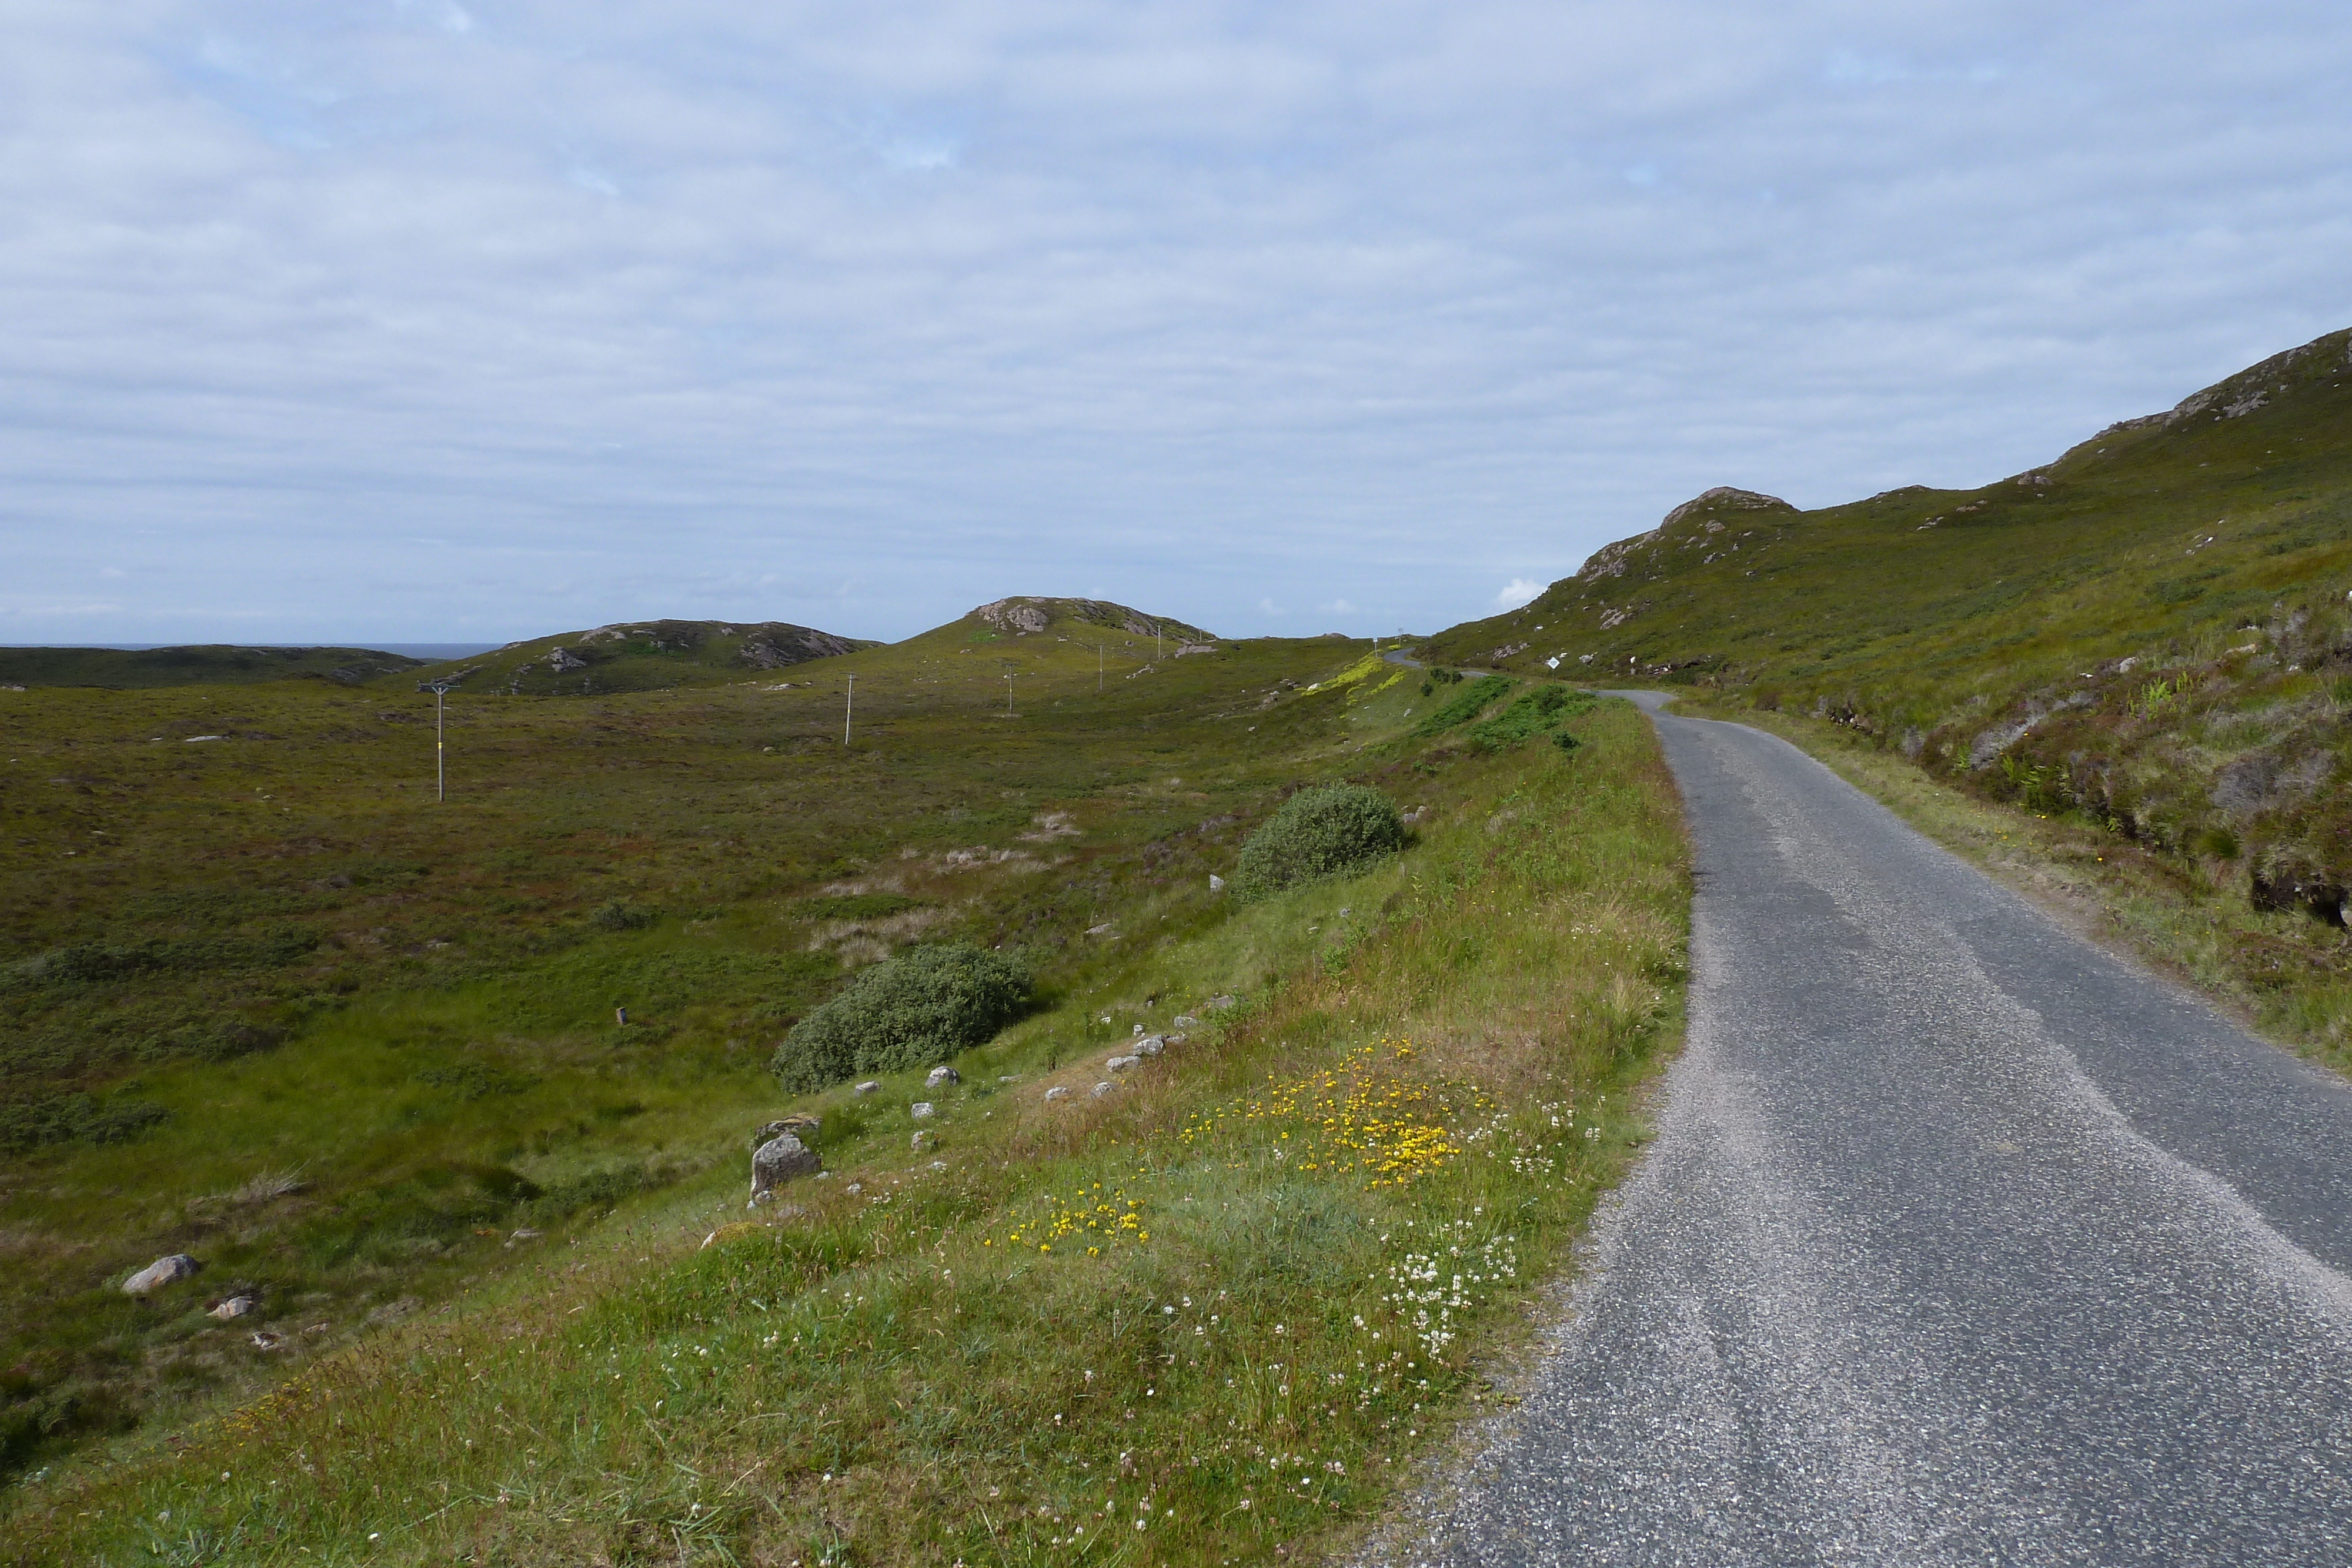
top-left (1424, 326), bottom-right (2352, 918)
top-left (401, 618), bottom-right (874, 696)
top-left (958, 596), bottom-right (1215, 647)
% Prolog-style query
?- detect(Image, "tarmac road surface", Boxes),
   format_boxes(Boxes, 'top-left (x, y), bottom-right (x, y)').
top-left (1388, 693), bottom-right (2352, 1567)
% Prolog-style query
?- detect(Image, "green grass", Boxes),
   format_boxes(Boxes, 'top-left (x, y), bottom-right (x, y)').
top-left (1426, 325), bottom-right (2352, 1038)
top-left (4, 688), bottom-right (1686, 1566)
top-left (0, 604), bottom-right (1378, 1479)
top-left (0, 646), bottom-right (423, 690)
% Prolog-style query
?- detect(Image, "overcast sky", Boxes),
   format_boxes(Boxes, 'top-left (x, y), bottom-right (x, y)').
top-left (4, 2), bottom-right (2347, 646)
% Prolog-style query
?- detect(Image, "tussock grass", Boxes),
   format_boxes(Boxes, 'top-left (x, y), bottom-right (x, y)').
top-left (6, 698), bottom-right (1689, 1566)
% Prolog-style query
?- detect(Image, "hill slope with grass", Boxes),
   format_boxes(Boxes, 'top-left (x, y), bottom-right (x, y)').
top-left (402, 618), bottom-right (876, 696)
top-left (0, 646), bottom-right (423, 689)
top-left (1429, 327), bottom-right (2352, 916)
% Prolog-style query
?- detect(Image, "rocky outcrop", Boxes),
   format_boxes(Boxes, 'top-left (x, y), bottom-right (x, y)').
top-left (968, 597), bottom-right (1214, 642)
top-left (749, 1132), bottom-right (820, 1206)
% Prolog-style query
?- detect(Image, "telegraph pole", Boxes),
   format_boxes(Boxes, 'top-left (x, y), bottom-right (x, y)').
top-left (843, 674), bottom-right (856, 746)
top-left (1097, 643), bottom-right (1105, 692)
top-left (1004, 673), bottom-right (1017, 715)
top-left (421, 678), bottom-right (460, 801)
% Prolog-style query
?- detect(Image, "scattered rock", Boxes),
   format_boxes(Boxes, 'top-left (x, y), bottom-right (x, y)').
top-left (1134, 1035), bottom-right (1166, 1057)
top-left (997, 1074), bottom-right (1020, 1082)
top-left (1044, 1086), bottom-right (1073, 1102)
top-left (911, 1131), bottom-right (936, 1152)
top-left (754, 1114), bottom-right (821, 1146)
top-left (929, 1160), bottom-right (948, 1172)
top-left (249, 1330), bottom-right (284, 1350)
top-left (208, 1295), bottom-right (258, 1321)
top-left (1107, 1054), bottom-right (1142, 1072)
top-left (910, 1101), bottom-right (936, 1119)
top-left (1171, 1014), bottom-right (1200, 1028)
top-left (846, 1182), bottom-right (863, 1196)
top-left (1208, 874), bottom-right (1225, 892)
top-left (926, 1065), bottom-right (961, 1089)
top-left (1091, 1081), bottom-right (1114, 1097)
top-left (122, 1254), bottom-right (201, 1296)
top-left (506, 1228), bottom-right (542, 1246)
top-left (854, 1081), bottom-right (880, 1095)
top-left (1207, 994), bottom-right (1237, 1011)
top-left (1164, 1033), bottom-right (1188, 1045)
top-left (1086, 922), bottom-right (1118, 937)
top-left (749, 1132), bottom-right (821, 1208)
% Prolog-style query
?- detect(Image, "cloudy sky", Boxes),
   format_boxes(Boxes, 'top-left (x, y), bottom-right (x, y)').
top-left (4, 2), bottom-right (2347, 646)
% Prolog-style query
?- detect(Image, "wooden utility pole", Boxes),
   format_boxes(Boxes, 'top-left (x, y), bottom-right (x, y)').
top-left (843, 674), bottom-right (856, 746)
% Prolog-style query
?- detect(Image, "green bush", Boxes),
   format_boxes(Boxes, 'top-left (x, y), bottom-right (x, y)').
top-left (1231, 784), bottom-right (1408, 901)
top-left (769, 943), bottom-right (1030, 1092)
top-left (1414, 676), bottom-right (1516, 737)
top-left (1469, 684), bottom-right (1591, 750)
top-left (587, 900), bottom-right (657, 932)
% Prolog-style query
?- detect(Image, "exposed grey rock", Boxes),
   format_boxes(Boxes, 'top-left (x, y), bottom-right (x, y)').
top-left (1208, 874), bottom-right (1226, 892)
top-left (749, 1132), bottom-right (821, 1208)
top-left (1091, 1081), bottom-right (1114, 1097)
top-left (854, 1081), bottom-right (880, 1095)
top-left (911, 1131), bottom-right (937, 1152)
top-left (926, 1065), bottom-right (961, 1089)
top-left (1171, 1014), bottom-right (1200, 1029)
top-left (929, 1160), bottom-right (948, 1172)
top-left (1165, 1033), bottom-right (1188, 1045)
top-left (1107, 1054), bottom-right (1142, 1072)
top-left (754, 1114), bottom-right (820, 1146)
top-left (1086, 922), bottom-right (1117, 937)
top-left (122, 1254), bottom-right (200, 1296)
top-left (1207, 994), bottom-right (1237, 1011)
top-left (1044, 1085), bottom-right (1073, 1102)
top-left (1134, 1035), bottom-right (1166, 1057)
top-left (545, 646), bottom-right (587, 672)
top-left (249, 1329), bottom-right (284, 1350)
top-left (910, 1101), bottom-right (936, 1119)
top-left (505, 1228), bottom-right (542, 1246)
top-left (208, 1294), bottom-right (258, 1321)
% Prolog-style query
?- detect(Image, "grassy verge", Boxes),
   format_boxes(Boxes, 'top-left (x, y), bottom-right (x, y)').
top-left (1672, 696), bottom-right (2352, 1076)
top-left (6, 697), bottom-right (1688, 1566)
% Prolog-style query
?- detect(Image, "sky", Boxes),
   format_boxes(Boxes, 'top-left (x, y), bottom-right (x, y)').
top-left (4, 2), bottom-right (2348, 647)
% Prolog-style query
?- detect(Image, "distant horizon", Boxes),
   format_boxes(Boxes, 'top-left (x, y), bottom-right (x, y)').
top-left (0, 641), bottom-right (508, 659)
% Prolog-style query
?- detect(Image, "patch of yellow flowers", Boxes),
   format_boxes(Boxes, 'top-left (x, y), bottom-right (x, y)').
top-left (1180, 1040), bottom-right (1487, 1189)
top-left (984, 1183), bottom-right (1150, 1255)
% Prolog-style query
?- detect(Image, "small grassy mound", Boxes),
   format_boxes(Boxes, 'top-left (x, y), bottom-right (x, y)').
top-left (1232, 783), bottom-right (1407, 901)
top-left (1468, 684), bottom-right (1593, 750)
top-left (769, 942), bottom-right (1030, 1090)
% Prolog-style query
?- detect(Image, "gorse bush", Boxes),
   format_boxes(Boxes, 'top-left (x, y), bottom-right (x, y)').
top-left (769, 942), bottom-right (1030, 1091)
top-left (1232, 783), bottom-right (1408, 901)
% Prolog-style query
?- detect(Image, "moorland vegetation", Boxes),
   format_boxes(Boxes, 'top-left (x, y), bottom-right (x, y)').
top-left (1, 597), bottom-right (1684, 1568)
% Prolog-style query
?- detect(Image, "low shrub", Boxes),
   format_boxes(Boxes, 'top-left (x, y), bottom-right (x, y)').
top-left (1469, 684), bottom-right (1590, 750)
top-left (587, 901), bottom-right (657, 932)
top-left (1231, 783), bottom-right (1408, 901)
top-left (769, 942), bottom-right (1030, 1091)
top-left (1414, 674), bottom-right (1516, 737)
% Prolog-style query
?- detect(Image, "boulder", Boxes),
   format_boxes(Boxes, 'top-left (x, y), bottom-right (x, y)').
top-left (1044, 1086), bottom-right (1073, 1102)
top-left (749, 1132), bottom-right (821, 1208)
top-left (910, 1101), bottom-right (936, 1119)
top-left (122, 1254), bottom-right (200, 1296)
top-left (1107, 1054), bottom-right (1142, 1073)
top-left (1134, 1035), bottom-right (1166, 1057)
top-left (208, 1294), bottom-right (258, 1321)
top-left (854, 1081), bottom-right (880, 1095)
top-left (926, 1065), bottom-right (961, 1089)
top-left (1091, 1081), bottom-right (1114, 1097)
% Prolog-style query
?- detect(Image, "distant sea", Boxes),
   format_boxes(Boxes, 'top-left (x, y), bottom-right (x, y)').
top-left (0, 642), bottom-right (505, 658)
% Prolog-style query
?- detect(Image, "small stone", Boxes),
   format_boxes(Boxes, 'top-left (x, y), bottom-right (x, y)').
top-left (911, 1131), bottom-right (936, 1152)
top-left (249, 1330), bottom-right (284, 1350)
top-left (926, 1065), bottom-right (961, 1089)
top-left (506, 1228), bottom-right (542, 1245)
top-left (1164, 1033), bottom-right (1188, 1045)
top-left (998, 1074), bottom-right (1019, 1082)
top-left (122, 1254), bottom-right (201, 1296)
top-left (1171, 1015), bottom-right (1199, 1029)
top-left (1044, 1086), bottom-right (1073, 1102)
top-left (208, 1295), bottom-right (258, 1321)
top-left (1134, 1035), bottom-right (1165, 1057)
top-left (910, 1101), bottom-right (936, 1119)
top-left (854, 1081), bottom-right (880, 1095)
top-left (1086, 922), bottom-right (1117, 937)
top-left (1107, 1054), bottom-right (1142, 1072)
top-left (1208, 874), bottom-right (1225, 892)
top-left (749, 1132), bottom-right (821, 1208)
top-left (1091, 1081), bottom-right (1114, 1097)
top-left (846, 1182), bottom-right (863, 1196)
top-left (1338, 907), bottom-right (1352, 917)
top-left (929, 1160), bottom-right (948, 1172)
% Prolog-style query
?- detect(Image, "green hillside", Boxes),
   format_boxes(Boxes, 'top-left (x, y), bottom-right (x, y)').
top-left (0, 645), bottom-right (422, 689)
top-left (404, 617), bottom-right (876, 696)
top-left (1427, 327), bottom-right (2352, 918)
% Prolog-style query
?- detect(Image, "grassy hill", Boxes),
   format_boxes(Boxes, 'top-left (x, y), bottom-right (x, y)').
top-left (1427, 327), bottom-right (2352, 925)
top-left (0, 590), bottom-right (1681, 1568)
top-left (405, 618), bottom-right (876, 696)
top-left (0, 646), bottom-right (423, 689)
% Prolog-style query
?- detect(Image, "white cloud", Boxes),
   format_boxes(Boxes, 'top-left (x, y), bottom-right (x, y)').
top-left (1494, 578), bottom-right (1545, 611)
top-left (1318, 597), bottom-right (1357, 614)
top-left (2, 3), bottom-right (2349, 643)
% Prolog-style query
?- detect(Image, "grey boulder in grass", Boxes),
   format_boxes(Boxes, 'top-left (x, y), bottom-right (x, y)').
top-left (1231, 783), bottom-right (1407, 901)
top-left (767, 942), bottom-right (1029, 1092)
top-left (749, 1134), bottom-right (820, 1208)
top-left (122, 1253), bottom-right (200, 1295)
